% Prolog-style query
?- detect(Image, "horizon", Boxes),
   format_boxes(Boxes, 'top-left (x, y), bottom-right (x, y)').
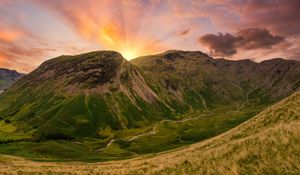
top-left (0, 49), bottom-right (293, 74)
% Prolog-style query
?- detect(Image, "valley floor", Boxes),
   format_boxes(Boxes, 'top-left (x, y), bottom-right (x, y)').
top-left (0, 104), bottom-right (263, 162)
top-left (0, 92), bottom-right (299, 174)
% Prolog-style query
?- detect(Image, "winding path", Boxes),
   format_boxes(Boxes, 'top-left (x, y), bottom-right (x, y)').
top-left (95, 113), bottom-right (212, 152)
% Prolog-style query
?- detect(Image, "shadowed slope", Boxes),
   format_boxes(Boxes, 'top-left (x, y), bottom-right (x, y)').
top-left (0, 68), bottom-right (23, 92)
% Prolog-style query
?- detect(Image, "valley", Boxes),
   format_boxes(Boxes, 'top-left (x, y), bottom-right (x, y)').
top-left (0, 90), bottom-right (299, 175)
top-left (0, 50), bottom-right (299, 163)
top-left (0, 104), bottom-right (265, 161)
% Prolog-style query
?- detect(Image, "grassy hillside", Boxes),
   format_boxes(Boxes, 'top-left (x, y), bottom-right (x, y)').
top-left (0, 91), bottom-right (299, 175)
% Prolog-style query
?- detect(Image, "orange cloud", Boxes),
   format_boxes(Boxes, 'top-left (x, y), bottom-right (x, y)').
top-left (0, 53), bottom-right (7, 65)
top-left (0, 25), bottom-right (55, 72)
top-left (0, 24), bottom-right (25, 43)
top-left (0, 30), bottom-right (23, 42)
top-left (2, 0), bottom-right (298, 74)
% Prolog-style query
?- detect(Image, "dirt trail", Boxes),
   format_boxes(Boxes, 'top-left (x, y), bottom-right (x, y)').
top-left (95, 139), bottom-right (116, 151)
top-left (96, 113), bottom-right (212, 151)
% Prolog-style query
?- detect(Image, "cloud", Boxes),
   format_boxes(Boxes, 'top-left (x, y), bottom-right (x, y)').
top-left (0, 42), bottom-right (53, 73)
top-left (186, 0), bottom-right (300, 36)
top-left (237, 28), bottom-right (284, 50)
top-left (199, 28), bottom-right (284, 57)
top-left (178, 29), bottom-right (190, 36)
top-left (170, 0), bottom-right (300, 59)
top-left (228, 0), bottom-right (300, 36)
top-left (0, 1), bottom-right (104, 72)
top-left (199, 32), bottom-right (243, 56)
top-left (0, 30), bottom-right (24, 42)
top-left (32, 0), bottom-right (172, 59)
top-left (1, 0), bottom-right (299, 73)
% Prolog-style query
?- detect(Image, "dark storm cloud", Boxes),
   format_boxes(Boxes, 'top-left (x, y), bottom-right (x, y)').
top-left (199, 28), bottom-right (284, 57)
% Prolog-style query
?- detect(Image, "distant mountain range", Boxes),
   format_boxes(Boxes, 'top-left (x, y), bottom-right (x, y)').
top-left (0, 68), bottom-right (24, 93)
top-left (0, 50), bottom-right (299, 161)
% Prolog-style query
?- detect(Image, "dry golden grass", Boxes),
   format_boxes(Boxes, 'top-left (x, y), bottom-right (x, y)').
top-left (1, 92), bottom-right (300, 175)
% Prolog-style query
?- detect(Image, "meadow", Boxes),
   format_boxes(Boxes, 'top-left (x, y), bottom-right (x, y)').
top-left (0, 92), bottom-right (299, 175)
top-left (0, 104), bottom-right (265, 162)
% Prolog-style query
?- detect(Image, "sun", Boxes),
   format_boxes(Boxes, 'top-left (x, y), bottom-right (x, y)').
top-left (120, 49), bottom-right (139, 60)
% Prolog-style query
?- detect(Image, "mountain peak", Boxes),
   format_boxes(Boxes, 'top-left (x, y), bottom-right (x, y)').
top-left (15, 50), bottom-right (160, 104)
top-left (260, 58), bottom-right (285, 64)
top-left (42, 50), bottom-right (124, 68)
top-left (162, 50), bottom-right (210, 61)
top-left (25, 50), bottom-right (126, 90)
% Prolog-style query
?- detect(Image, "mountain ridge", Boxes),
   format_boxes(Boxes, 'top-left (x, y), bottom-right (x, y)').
top-left (0, 50), bottom-right (299, 161)
top-left (1, 50), bottom-right (300, 134)
top-left (131, 50), bottom-right (300, 110)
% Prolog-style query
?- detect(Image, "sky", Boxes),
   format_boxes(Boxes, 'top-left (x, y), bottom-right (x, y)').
top-left (0, 0), bottom-right (299, 73)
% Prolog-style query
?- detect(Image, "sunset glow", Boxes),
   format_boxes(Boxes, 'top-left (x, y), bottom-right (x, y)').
top-left (0, 0), bottom-right (299, 72)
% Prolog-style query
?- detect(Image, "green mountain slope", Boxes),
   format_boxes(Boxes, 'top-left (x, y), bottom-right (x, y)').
top-left (0, 51), bottom-right (172, 140)
top-left (1, 89), bottom-right (299, 175)
top-left (131, 50), bottom-right (300, 112)
top-left (0, 50), bottom-right (299, 161)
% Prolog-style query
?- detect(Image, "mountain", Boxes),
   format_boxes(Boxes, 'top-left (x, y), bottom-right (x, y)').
top-left (132, 50), bottom-right (300, 112)
top-left (0, 50), bottom-right (299, 161)
top-left (1, 90), bottom-right (299, 175)
top-left (0, 68), bottom-right (23, 93)
top-left (0, 51), bottom-right (172, 138)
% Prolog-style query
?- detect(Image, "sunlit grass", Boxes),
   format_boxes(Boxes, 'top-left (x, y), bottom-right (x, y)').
top-left (0, 92), bottom-right (299, 174)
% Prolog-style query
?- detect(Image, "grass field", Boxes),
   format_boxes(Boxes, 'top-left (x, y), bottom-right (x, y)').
top-left (0, 104), bottom-right (264, 161)
top-left (0, 92), bottom-right (299, 174)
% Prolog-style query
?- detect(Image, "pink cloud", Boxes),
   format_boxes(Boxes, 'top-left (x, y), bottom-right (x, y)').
top-left (199, 28), bottom-right (285, 57)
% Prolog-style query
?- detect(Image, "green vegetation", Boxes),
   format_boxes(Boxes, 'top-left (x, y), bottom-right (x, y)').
top-left (0, 50), bottom-right (299, 164)
top-left (0, 91), bottom-right (299, 175)
top-left (0, 104), bottom-right (265, 161)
